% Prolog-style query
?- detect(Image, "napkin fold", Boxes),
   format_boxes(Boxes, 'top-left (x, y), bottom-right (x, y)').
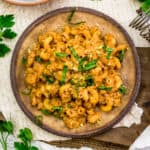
top-left (129, 125), bottom-right (150, 150)
top-left (114, 103), bottom-right (143, 128)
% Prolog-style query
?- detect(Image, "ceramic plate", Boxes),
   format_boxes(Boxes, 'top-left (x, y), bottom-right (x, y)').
top-left (11, 7), bottom-right (141, 138)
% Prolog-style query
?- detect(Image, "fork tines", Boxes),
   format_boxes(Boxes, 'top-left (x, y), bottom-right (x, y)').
top-left (129, 7), bottom-right (150, 42)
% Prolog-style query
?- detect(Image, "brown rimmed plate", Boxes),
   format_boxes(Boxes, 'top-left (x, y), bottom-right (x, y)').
top-left (10, 7), bottom-right (141, 138)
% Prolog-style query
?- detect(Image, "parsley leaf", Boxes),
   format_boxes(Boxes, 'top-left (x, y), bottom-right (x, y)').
top-left (2, 29), bottom-right (17, 39)
top-left (140, 0), bottom-right (150, 11)
top-left (0, 15), bottom-right (15, 28)
top-left (0, 14), bottom-right (17, 58)
top-left (0, 43), bottom-right (11, 57)
top-left (15, 128), bottom-right (39, 150)
top-left (31, 146), bottom-right (39, 150)
top-left (14, 142), bottom-right (27, 150)
top-left (18, 128), bottom-right (33, 143)
top-left (0, 120), bottom-right (14, 150)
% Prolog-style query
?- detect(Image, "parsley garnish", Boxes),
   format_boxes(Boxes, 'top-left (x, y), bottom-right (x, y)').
top-left (14, 128), bottom-right (39, 150)
top-left (22, 57), bottom-right (27, 65)
top-left (0, 44), bottom-right (10, 57)
top-left (67, 9), bottom-right (85, 25)
top-left (103, 45), bottom-right (113, 59)
top-left (69, 46), bottom-right (81, 61)
top-left (118, 50), bottom-right (126, 62)
top-left (0, 14), bottom-right (17, 57)
top-left (85, 75), bottom-right (94, 86)
top-left (119, 85), bottom-right (126, 95)
top-left (52, 106), bottom-right (63, 112)
top-left (139, 0), bottom-right (150, 12)
top-left (55, 52), bottom-right (68, 58)
top-left (83, 59), bottom-right (98, 71)
top-left (35, 115), bottom-right (43, 126)
top-left (43, 75), bottom-right (55, 84)
top-left (52, 106), bottom-right (63, 118)
top-left (97, 85), bottom-right (112, 91)
top-left (0, 120), bottom-right (14, 150)
top-left (35, 56), bottom-right (41, 62)
top-left (41, 109), bottom-right (52, 115)
top-left (78, 56), bottom-right (88, 71)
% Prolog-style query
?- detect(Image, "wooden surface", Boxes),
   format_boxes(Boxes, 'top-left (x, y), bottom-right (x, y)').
top-left (0, 47), bottom-right (150, 149)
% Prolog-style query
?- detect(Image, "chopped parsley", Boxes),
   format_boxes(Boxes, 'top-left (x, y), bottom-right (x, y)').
top-left (119, 85), bottom-right (126, 95)
top-left (118, 50), bottom-right (126, 62)
top-left (103, 45), bottom-right (113, 59)
top-left (98, 85), bottom-right (112, 91)
top-left (60, 65), bottom-right (68, 85)
top-left (55, 52), bottom-right (68, 58)
top-left (83, 59), bottom-right (98, 71)
top-left (67, 9), bottom-right (85, 25)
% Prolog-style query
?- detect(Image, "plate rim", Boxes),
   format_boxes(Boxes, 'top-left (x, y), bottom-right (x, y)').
top-left (10, 7), bottom-right (141, 138)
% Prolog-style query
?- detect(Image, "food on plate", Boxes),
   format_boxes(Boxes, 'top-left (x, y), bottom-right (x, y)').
top-left (22, 11), bottom-right (127, 129)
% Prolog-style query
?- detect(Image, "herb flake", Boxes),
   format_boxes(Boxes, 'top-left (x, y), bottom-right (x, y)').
top-left (119, 85), bottom-right (126, 95)
top-left (60, 65), bottom-right (68, 85)
top-left (98, 85), bottom-right (112, 91)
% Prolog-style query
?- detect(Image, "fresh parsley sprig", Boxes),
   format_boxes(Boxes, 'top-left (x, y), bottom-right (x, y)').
top-left (0, 14), bottom-right (17, 57)
top-left (67, 9), bottom-right (85, 25)
top-left (138, 0), bottom-right (150, 12)
top-left (0, 120), bottom-right (14, 150)
top-left (103, 45), bottom-right (113, 59)
top-left (14, 128), bottom-right (39, 150)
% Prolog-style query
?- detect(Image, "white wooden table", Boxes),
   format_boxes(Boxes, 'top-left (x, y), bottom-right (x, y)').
top-left (0, 0), bottom-right (149, 142)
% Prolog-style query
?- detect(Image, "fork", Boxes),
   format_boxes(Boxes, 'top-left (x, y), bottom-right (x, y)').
top-left (129, 8), bottom-right (150, 30)
top-left (129, 7), bottom-right (150, 42)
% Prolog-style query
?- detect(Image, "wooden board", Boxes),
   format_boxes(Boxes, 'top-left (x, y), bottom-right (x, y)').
top-left (0, 47), bottom-right (150, 149)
